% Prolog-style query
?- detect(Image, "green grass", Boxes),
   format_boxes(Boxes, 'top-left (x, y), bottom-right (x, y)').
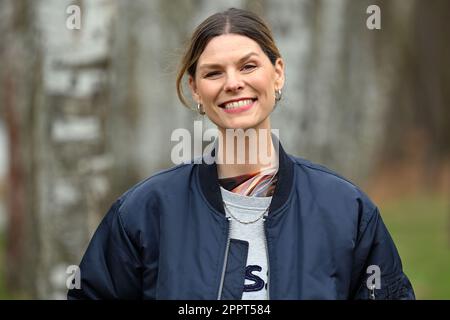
top-left (380, 195), bottom-right (450, 299)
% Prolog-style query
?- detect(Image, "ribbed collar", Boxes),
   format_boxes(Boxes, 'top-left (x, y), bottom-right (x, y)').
top-left (197, 133), bottom-right (294, 217)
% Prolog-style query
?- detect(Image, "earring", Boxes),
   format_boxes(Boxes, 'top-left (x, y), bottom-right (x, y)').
top-left (275, 89), bottom-right (282, 102)
top-left (197, 103), bottom-right (205, 115)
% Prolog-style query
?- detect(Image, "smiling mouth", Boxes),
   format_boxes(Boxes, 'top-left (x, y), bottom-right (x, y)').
top-left (218, 98), bottom-right (257, 110)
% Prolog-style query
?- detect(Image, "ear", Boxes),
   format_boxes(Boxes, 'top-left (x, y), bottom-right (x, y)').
top-left (188, 75), bottom-right (200, 104)
top-left (274, 58), bottom-right (285, 90)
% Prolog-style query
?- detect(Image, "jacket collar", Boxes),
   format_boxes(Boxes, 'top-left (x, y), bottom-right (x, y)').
top-left (198, 133), bottom-right (294, 216)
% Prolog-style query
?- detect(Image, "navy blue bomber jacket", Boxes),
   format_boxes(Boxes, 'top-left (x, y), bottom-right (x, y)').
top-left (67, 137), bottom-right (415, 300)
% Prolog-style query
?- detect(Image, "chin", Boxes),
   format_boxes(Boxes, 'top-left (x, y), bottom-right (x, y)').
top-left (222, 118), bottom-right (253, 127)
top-left (214, 115), bottom-right (268, 132)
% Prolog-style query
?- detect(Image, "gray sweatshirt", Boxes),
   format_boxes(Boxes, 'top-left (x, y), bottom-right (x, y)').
top-left (220, 186), bottom-right (272, 300)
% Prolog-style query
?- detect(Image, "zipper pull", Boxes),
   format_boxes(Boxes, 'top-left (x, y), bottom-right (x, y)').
top-left (368, 284), bottom-right (376, 300)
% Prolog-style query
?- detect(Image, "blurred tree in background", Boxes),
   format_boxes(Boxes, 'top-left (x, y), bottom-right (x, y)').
top-left (0, 0), bottom-right (448, 299)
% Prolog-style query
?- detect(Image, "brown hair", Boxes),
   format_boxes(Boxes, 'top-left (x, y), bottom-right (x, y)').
top-left (176, 8), bottom-right (282, 108)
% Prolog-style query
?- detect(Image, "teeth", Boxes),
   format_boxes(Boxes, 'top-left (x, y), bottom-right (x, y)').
top-left (223, 99), bottom-right (254, 109)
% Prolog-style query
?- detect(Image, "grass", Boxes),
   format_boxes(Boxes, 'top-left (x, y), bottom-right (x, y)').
top-left (380, 195), bottom-right (450, 299)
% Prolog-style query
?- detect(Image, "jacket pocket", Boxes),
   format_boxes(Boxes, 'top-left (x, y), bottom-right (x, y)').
top-left (221, 239), bottom-right (249, 300)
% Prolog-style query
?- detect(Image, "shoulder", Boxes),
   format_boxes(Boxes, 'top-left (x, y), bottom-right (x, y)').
top-left (289, 154), bottom-right (360, 187)
top-left (288, 154), bottom-right (377, 223)
top-left (114, 161), bottom-right (195, 219)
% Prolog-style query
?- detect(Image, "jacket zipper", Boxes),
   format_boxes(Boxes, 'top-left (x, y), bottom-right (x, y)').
top-left (368, 284), bottom-right (376, 300)
top-left (263, 217), bottom-right (270, 300)
top-left (217, 217), bottom-right (231, 300)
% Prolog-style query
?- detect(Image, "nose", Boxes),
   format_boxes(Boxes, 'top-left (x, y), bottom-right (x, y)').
top-left (223, 71), bottom-right (244, 92)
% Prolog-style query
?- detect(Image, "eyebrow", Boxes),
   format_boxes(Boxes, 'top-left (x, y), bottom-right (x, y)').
top-left (198, 52), bottom-right (260, 70)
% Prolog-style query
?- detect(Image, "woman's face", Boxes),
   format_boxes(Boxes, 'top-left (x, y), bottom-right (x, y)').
top-left (189, 34), bottom-right (284, 132)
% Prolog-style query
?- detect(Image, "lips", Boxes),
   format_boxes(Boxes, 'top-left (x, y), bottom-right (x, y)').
top-left (221, 100), bottom-right (256, 114)
top-left (218, 97), bottom-right (257, 109)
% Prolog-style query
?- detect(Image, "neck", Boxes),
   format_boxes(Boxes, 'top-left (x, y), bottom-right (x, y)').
top-left (216, 123), bottom-right (278, 179)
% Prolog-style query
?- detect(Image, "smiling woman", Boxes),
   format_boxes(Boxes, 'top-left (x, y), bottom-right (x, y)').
top-left (189, 35), bottom-right (283, 132)
top-left (68, 8), bottom-right (415, 300)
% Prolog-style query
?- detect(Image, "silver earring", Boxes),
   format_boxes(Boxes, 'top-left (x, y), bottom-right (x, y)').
top-left (197, 103), bottom-right (205, 115)
top-left (275, 89), bottom-right (282, 102)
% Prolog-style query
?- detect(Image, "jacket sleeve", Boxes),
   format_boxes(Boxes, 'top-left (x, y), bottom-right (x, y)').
top-left (350, 206), bottom-right (415, 300)
top-left (67, 199), bottom-right (143, 299)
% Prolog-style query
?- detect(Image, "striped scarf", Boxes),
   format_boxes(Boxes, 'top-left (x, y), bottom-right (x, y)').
top-left (218, 167), bottom-right (279, 197)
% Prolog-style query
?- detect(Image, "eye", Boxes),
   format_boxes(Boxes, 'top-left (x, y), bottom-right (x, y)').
top-left (241, 64), bottom-right (257, 72)
top-left (204, 71), bottom-right (221, 78)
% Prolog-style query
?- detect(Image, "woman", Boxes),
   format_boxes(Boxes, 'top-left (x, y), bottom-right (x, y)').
top-left (68, 8), bottom-right (415, 300)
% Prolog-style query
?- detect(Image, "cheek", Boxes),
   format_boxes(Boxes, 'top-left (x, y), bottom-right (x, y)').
top-left (252, 73), bottom-right (276, 97)
top-left (198, 82), bottom-right (221, 102)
